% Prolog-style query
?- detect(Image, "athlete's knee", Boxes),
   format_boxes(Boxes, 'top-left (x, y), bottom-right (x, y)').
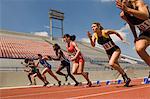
top-left (109, 61), bottom-right (115, 67)
top-left (72, 72), bottom-right (76, 75)
top-left (56, 71), bottom-right (60, 74)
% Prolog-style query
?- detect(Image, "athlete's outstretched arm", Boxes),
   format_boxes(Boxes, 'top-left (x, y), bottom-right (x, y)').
top-left (87, 31), bottom-right (96, 47)
top-left (51, 51), bottom-right (62, 60)
top-left (107, 30), bottom-right (124, 41)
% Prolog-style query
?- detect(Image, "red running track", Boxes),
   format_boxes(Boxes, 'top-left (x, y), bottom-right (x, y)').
top-left (1, 79), bottom-right (150, 99)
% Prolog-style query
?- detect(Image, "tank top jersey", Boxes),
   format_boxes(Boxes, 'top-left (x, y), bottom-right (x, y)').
top-left (93, 30), bottom-right (116, 51)
top-left (57, 49), bottom-right (70, 63)
top-left (66, 42), bottom-right (83, 58)
top-left (28, 61), bottom-right (38, 73)
top-left (124, 5), bottom-right (150, 34)
top-left (39, 59), bottom-right (51, 69)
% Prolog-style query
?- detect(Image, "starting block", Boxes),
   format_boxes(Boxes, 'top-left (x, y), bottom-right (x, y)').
top-left (106, 80), bottom-right (111, 85)
top-left (143, 77), bottom-right (150, 84)
top-left (107, 79), bottom-right (122, 85)
top-left (96, 80), bottom-right (100, 85)
top-left (117, 79), bottom-right (122, 84)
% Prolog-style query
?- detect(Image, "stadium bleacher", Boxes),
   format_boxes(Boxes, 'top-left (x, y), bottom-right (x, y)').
top-left (0, 30), bottom-right (149, 87)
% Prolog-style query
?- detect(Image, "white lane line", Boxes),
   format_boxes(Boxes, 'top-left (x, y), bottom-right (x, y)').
top-left (0, 85), bottom-right (43, 90)
top-left (1, 84), bottom-right (118, 99)
top-left (2, 84), bottom-right (150, 99)
top-left (66, 85), bottom-right (150, 99)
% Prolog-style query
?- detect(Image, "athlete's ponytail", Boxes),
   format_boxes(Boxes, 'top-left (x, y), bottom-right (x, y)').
top-left (70, 35), bottom-right (76, 41)
top-left (63, 34), bottom-right (76, 41)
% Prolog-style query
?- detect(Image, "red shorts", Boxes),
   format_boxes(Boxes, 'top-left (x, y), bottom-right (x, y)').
top-left (74, 56), bottom-right (84, 63)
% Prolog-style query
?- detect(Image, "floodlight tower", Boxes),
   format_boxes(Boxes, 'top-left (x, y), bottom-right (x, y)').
top-left (48, 9), bottom-right (64, 40)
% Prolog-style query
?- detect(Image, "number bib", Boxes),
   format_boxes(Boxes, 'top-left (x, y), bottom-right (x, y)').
top-left (102, 41), bottom-right (115, 50)
top-left (136, 19), bottom-right (150, 32)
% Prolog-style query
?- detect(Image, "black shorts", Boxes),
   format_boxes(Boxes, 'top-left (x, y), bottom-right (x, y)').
top-left (106, 45), bottom-right (120, 56)
top-left (139, 31), bottom-right (150, 38)
top-left (61, 60), bottom-right (70, 67)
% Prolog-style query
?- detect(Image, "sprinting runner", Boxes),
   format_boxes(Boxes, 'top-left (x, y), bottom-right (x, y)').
top-left (87, 22), bottom-right (131, 87)
top-left (50, 43), bottom-right (79, 86)
top-left (63, 34), bottom-right (92, 87)
top-left (21, 58), bottom-right (48, 86)
top-left (116, 0), bottom-right (150, 77)
top-left (37, 54), bottom-right (61, 86)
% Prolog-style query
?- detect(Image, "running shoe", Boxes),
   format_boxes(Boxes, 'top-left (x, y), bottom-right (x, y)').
top-left (74, 82), bottom-right (80, 86)
top-left (58, 81), bottom-right (61, 87)
top-left (65, 74), bottom-right (69, 82)
top-left (124, 78), bottom-right (131, 87)
top-left (43, 82), bottom-right (49, 86)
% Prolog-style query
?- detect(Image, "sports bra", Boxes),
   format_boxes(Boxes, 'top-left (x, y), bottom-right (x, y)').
top-left (94, 30), bottom-right (115, 50)
top-left (67, 42), bottom-right (77, 54)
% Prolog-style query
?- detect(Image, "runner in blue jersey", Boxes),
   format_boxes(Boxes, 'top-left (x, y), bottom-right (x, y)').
top-left (37, 54), bottom-right (61, 86)
top-left (21, 58), bottom-right (49, 86)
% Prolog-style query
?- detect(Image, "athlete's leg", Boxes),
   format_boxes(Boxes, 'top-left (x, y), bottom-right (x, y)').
top-left (31, 73), bottom-right (37, 85)
top-left (56, 65), bottom-right (66, 76)
top-left (135, 37), bottom-right (150, 66)
top-left (108, 49), bottom-right (131, 86)
top-left (78, 61), bottom-right (92, 86)
top-left (47, 69), bottom-right (61, 86)
top-left (72, 63), bottom-right (79, 75)
top-left (108, 49), bottom-right (125, 75)
top-left (35, 69), bottom-right (47, 85)
top-left (66, 64), bottom-right (79, 85)
top-left (41, 68), bottom-right (49, 83)
top-left (27, 73), bottom-right (33, 85)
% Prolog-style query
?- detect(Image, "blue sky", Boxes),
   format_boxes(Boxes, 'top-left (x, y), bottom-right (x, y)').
top-left (0, 0), bottom-right (150, 59)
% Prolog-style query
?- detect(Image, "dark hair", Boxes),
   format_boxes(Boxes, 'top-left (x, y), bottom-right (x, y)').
top-left (37, 54), bottom-right (42, 57)
top-left (92, 22), bottom-right (104, 30)
top-left (53, 43), bottom-right (61, 50)
top-left (24, 58), bottom-right (29, 63)
top-left (63, 34), bottom-right (76, 41)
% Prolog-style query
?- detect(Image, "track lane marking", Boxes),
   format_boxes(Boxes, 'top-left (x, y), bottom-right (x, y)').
top-left (66, 85), bottom-right (150, 99)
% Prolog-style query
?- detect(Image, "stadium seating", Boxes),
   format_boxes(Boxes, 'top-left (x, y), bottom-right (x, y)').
top-left (0, 35), bottom-right (54, 59)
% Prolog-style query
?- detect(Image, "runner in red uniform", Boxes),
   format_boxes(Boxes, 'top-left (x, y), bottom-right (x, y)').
top-left (63, 34), bottom-right (92, 87)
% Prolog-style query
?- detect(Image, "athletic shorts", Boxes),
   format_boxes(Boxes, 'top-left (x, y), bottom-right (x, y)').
top-left (106, 45), bottom-right (120, 56)
top-left (139, 31), bottom-right (150, 38)
top-left (61, 60), bottom-right (70, 67)
top-left (30, 67), bottom-right (38, 74)
top-left (74, 56), bottom-right (85, 63)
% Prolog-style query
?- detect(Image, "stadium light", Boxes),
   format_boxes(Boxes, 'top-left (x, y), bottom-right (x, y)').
top-left (48, 9), bottom-right (64, 40)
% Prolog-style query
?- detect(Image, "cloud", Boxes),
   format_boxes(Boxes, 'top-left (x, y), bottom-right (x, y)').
top-left (33, 31), bottom-right (49, 37)
top-left (110, 24), bottom-right (130, 43)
